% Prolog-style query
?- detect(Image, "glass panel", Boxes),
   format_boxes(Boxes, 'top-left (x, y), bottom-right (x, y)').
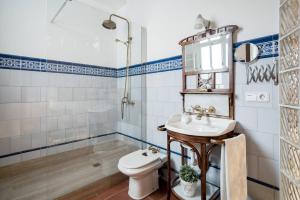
top-left (280, 30), bottom-right (299, 71)
top-left (194, 43), bottom-right (202, 70)
top-left (211, 43), bottom-right (222, 69)
top-left (183, 33), bottom-right (231, 73)
top-left (281, 173), bottom-right (300, 199)
top-left (215, 72), bottom-right (229, 89)
top-left (280, 69), bottom-right (300, 106)
top-left (186, 75), bottom-right (198, 90)
top-left (280, 107), bottom-right (300, 146)
top-left (201, 45), bottom-right (211, 70)
top-left (280, 0), bottom-right (299, 36)
top-left (185, 44), bottom-right (195, 72)
top-left (281, 140), bottom-right (300, 182)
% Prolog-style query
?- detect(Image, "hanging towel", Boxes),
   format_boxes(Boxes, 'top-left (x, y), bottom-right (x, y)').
top-left (220, 134), bottom-right (247, 200)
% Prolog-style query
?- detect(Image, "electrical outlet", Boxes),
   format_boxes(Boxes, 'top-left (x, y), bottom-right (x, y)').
top-left (257, 92), bottom-right (270, 102)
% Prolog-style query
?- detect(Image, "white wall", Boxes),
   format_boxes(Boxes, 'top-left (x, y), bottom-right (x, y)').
top-left (117, 0), bottom-right (280, 199)
top-left (118, 0), bottom-right (279, 61)
top-left (116, 21), bottom-right (145, 67)
top-left (0, 0), bottom-right (118, 67)
top-left (0, 0), bottom-right (120, 166)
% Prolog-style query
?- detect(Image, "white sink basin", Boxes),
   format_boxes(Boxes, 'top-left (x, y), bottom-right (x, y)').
top-left (165, 114), bottom-right (236, 137)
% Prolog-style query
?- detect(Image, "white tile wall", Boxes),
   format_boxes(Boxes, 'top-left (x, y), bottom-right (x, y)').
top-left (21, 87), bottom-right (41, 102)
top-left (0, 57), bottom-right (279, 198)
top-left (0, 70), bottom-right (118, 167)
top-left (0, 86), bottom-right (21, 103)
top-left (235, 58), bottom-right (279, 198)
top-left (247, 180), bottom-right (276, 200)
top-left (119, 57), bottom-right (279, 198)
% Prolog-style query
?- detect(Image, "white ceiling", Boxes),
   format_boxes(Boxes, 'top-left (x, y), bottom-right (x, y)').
top-left (94, 0), bottom-right (127, 10)
top-left (78, 0), bottom-right (127, 12)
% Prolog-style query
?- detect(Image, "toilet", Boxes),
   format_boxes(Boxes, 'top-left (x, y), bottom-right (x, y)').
top-left (118, 148), bottom-right (167, 199)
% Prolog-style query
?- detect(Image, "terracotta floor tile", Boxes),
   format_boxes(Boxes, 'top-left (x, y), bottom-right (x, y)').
top-left (90, 179), bottom-right (177, 200)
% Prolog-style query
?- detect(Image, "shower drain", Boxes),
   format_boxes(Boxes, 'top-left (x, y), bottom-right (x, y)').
top-left (93, 163), bottom-right (101, 167)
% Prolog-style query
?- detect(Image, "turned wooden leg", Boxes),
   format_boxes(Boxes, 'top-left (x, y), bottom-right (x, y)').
top-left (201, 144), bottom-right (207, 200)
top-left (167, 134), bottom-right (171, 200)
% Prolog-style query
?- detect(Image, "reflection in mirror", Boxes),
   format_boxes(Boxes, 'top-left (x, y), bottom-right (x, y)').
top-left (196, 72), bottom-right (230, 90)
top-left (234, 43), bottom-right (259, 63)
top-left (186, 75), bottom-right (198, 89)
top-left (185, 44), bottom-right (195, 72)
top-left (215, 72), bottom-right (229, 89)
top-left (198, 74), bottom-right (213, 90)
top-left (184, 34), bottom-right (230, 73)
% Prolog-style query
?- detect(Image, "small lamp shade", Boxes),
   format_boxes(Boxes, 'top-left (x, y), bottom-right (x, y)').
top-left (194, 14), bottom-right (210, 30)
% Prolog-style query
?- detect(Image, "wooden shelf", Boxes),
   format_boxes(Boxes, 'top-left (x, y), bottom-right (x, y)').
top-left (172, 181), bottom-right (219, 200)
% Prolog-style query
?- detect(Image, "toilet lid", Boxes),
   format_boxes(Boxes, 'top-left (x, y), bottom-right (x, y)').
top-left (119, 149), bottom-right (161, 169)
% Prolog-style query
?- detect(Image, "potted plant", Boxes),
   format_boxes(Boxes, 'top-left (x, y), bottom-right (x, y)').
top-left (179, 165), bottom-right (198, 197)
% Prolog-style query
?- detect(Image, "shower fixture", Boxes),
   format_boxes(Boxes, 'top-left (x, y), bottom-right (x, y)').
top-left (102, 14), bottom-right (134, 120)
top-left (51, 0), bottom-right (72, 23)
top-left (115, 38), bottom-right (128, 46)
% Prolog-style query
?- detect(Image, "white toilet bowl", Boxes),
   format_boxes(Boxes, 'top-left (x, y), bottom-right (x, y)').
top-left (118, 149), bottom-right (167, 200)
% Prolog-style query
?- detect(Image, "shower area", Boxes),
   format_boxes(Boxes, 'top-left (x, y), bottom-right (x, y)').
top-left (0, 0), bottom-right (146, 199)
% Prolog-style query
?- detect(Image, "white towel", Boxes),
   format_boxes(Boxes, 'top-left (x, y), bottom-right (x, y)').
top-left (220, 134), bottom-right (247, 200)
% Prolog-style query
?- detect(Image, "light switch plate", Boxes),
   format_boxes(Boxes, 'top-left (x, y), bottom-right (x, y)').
top-left (245, 92), bottom-right (257, 102)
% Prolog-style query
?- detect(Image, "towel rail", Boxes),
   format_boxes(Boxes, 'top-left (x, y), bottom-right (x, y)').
top-left (157, 124), bottom-right (167, 131)
top-left (210, 132), bottom-right (240, 144)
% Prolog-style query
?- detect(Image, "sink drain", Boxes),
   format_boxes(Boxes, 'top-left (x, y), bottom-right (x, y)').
top-left (93, 163), bottom-right (101, 167)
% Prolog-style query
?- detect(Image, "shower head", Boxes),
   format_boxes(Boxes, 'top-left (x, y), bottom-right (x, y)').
top-left (102, 19), bottom-right (116, 30)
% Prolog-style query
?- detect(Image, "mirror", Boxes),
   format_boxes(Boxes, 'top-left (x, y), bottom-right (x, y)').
top-left (184, 34), bottom-right (230, 73)
top-left (195, 72), bottom-right (229, 90)
top-left (186, 75), bottom-right (198, 90)
top-left (234, 43), bottom-right (259, 63)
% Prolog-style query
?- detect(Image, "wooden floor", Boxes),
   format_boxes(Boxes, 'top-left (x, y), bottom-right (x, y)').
top-left (0, 140), bottom-right (138, 200)
top-left (89, 179), bottom-right (178, 200)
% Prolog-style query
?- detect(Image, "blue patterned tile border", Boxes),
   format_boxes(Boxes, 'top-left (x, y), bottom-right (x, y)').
top-left (118, 34), bottom-right (279, 77)
top-left (0, 53), bottom-right (118, 77)
top-left (0, 34), bottom-right (278, 78)
top-left (117, 55), bottom-right (182, 77)
top-left (234, 34), bottom-right (279, 59)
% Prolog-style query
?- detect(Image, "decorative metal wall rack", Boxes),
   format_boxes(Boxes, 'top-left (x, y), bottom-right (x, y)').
top-left (246, 59), bottom-right (279, 85)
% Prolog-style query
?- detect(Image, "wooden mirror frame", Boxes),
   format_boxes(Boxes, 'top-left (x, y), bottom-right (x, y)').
top-left (179, 25), bottom-right (238, 119)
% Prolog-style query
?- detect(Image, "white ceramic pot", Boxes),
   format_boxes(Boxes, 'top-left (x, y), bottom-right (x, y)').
top-left (180, 178), bottom-right (197, 197)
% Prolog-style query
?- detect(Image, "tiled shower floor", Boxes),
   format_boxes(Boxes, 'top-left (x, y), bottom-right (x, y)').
top-left (0, 140), bottom-right (138, 200)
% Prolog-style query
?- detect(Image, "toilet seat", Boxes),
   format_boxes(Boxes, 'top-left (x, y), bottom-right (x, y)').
top-left (119, 149), bottom-right (162, 168)
top-left (118, 149), bottom-right (166, 177)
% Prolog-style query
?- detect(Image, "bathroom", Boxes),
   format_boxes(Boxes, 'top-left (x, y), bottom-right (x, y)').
top-left (0, 0), bottom-right (297, 199)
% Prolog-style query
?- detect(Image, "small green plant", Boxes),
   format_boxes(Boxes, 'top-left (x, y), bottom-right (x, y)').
top-left (179, 165), bottom-right (198, 183)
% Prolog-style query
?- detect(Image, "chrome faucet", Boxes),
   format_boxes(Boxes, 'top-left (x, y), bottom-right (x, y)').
top-left (121, 96), bottom-right (135, 119)
top-left (191, 105), bottom-right (216, 119)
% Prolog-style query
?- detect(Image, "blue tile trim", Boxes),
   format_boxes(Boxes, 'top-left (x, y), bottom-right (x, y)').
top-left (0, 53), bottom-right (118, 77)
top-left (0, 34), bottom-right (278, 77)
top-left (118, 34), bottom-right (279, 77)
top-left (234, 34), bottom-right (279, 60)
top-left (0, 132), bottom-right (117, 159)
